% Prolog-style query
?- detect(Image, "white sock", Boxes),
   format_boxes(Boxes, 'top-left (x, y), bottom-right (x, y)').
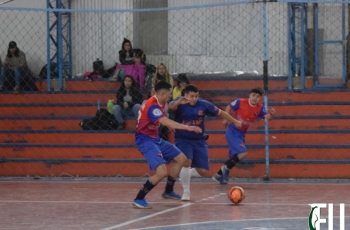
top-left (190, 168), bottom-right (201, 177)
top-left (180, 167), bottom-right (191, 193)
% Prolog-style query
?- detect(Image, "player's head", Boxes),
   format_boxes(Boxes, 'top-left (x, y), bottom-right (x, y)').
top-left (182, 84), bottom-right (199, 106)
top-left (249, 87), bottom-right (264, 105)
top-left (154, 81), bottom-right (173, 103)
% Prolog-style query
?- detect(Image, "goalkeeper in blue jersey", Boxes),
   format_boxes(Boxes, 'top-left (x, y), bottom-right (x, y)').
top-left (168, 84), bottom-right (242, 201)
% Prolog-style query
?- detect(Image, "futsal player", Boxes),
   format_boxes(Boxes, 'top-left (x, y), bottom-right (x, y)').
top-left (213, 87), bottom-right (276, 184)
top-left (133, 81), bottom-right (202, 209)
top-left (168, 84), bottom-right (242, 201)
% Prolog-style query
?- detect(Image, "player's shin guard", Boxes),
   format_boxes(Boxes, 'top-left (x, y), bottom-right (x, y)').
top-left (225, 154), bottom-right (240, 170)
top-left (135, 179), bottom-right (155, 200)
top-left (180, 167), bottom-right (191, 193)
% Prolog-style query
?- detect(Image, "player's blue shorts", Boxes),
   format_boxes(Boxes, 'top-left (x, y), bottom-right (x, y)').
top-left (136, 133), bottom-right (182, 171)
top-left (175, 137), bottom-right (209, 170)
top-left (226, 127), bottom-right (247, 157)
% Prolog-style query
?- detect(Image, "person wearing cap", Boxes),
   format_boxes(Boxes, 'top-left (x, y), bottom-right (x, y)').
top-left (0, 41), bottom-right (31, 93)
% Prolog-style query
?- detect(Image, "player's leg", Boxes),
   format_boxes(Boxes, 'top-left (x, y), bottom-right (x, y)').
top-left (213, 129), bottom-right (247, 184)
top-left (176, 138), bottom-right (194, 201)
top-left (180, 139), bottom-right (210, 201)
top-left (159, 139), bottom-right (186, 199)
top-left (133, 138), bottom-right (167, 208)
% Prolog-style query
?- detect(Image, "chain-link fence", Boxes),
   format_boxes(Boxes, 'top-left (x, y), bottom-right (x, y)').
top-left (0, 0), bottom-right (349, 178)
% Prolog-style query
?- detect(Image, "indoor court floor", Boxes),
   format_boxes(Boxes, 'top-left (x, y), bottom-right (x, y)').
top-left (0, 178), bottom-right (349, 230)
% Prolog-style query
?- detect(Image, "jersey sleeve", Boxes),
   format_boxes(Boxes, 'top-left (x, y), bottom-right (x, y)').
top-left (258, 104), bottom-right (268, 118)
top-left (229, 99), bottom-right (240, 111)
top-left (147, 105), bottom-right (165, 123)
top-left (203, 100), bottom-right (221, 116)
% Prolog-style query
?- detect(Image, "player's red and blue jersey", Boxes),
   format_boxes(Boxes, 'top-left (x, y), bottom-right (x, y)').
top-left (172, 98), bottom-right (221, 139)
top-left (228, 98), bottom-right (267, 133)
top-left (136, 95), bottom-right (166, 139)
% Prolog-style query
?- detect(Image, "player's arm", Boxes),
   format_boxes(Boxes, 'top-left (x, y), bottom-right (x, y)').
top-left (168, 97), bottom-right (188, 111)
top-left (264, 107), bottom-right (276, 120)
top-left (222, 104), bottom-right (232, 128)
top-left (219, 109), bottom-right (242, 128)
top-left (159, 117), bottom-right (202, 133)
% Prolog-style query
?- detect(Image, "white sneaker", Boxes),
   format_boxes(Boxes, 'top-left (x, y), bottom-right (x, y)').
top-left (181, 191), bottom-right (190, 201)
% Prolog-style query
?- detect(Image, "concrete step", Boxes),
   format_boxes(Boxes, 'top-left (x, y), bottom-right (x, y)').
top-left (1, 116), bottom-right (350, 130)
top-left (1, 130), bottom-right (349, 145)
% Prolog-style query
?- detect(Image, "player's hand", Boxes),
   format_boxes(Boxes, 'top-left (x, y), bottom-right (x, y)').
top-left (268, 108), bottom-right (276, 116)
top-left (187, 126), bottom-right (202, 133)
top-left (123, 102), bottom-right (129, 108)
top-left (177, 97), bottom-right (189, 105)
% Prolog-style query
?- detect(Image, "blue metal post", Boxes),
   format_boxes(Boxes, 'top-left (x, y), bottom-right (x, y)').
top-left (300, 4), bottom-right (305, 90)
top-left (314, 3), bottom-right (319, 86)
top-left (46, 0), bottom-right (51, 91)
top-left (342, 3), bottom-right (346, 85)
top-left (263, 2), bottom-right (270, 180)
top-left (287, 3), bottom-right (293, 90)
top-left (57, 0), bottom-right (63, 90)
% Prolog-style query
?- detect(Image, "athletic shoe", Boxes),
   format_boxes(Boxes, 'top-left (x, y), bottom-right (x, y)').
top-left (221, 165), bottom-right (230, 183)
top-left (162, 191), bottom-right (181, 199)
top-left (212, 173), bottom-right (227, 185)
top-left (133, 198), bottom-right (152, 209)
top-left (181, 191), bottom-right (191, 201)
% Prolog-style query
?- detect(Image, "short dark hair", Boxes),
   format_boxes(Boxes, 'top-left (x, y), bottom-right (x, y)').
top-left (250, 87), bottom-right (264, 96)
top-left (154, 80), bottom-right (172, 92)
top-left (182, 84), bottom-right (198, 96)
top-left (177, 73), bottom-right (190, 86)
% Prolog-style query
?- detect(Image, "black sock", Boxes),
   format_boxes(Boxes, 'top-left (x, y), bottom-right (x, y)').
top-left (225, 154), bottom-right (240, 169)
top-left (217, 155), bottom-right (241, 175)
top-left (217, 168), bottom-right (223, 176)
top-left (135, 179), bottom-right (155, 200)
top-left (164, 176), bottom-right (176, 193)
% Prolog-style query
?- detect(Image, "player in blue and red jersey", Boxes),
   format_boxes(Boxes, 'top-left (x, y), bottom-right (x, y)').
top-left (169, 84), bottom-right (242, 201)
top-left (133, 81), bottom-right (202, 209)
top-left (213, 87), bottom-right (276, 184)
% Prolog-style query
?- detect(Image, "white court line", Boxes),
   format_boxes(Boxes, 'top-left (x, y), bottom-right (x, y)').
top-left (1, 200), bottom-right (343, 206)
top-left (132, 216), bottom-right (350, 230)
top-left (100, 203), bottom-right (192, 230)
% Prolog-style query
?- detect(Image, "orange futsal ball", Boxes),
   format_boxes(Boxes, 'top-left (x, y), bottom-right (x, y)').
top-left (228, 186), bottom-right (245, 204)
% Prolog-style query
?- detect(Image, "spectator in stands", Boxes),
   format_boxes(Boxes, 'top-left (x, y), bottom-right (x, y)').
top-left (119, 38), bottom-right (135, 65)
top-left (115, 54), bottom-right (146, 89)
top-left (172, 73), bottom-right (190, 100)
top-left (112, 75), bottom-right (143, 130)
top-left (151, 63), bottom-right (174, 95)
top-left (0, 41), bottom-right (33, 93)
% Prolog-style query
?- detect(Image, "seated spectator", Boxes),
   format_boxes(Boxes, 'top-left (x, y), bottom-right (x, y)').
top-left (119, 38), bottom-right (135, 65)
top-left (112, 75), bottom-right (142, 130)
top-left (114, 54), bottom-right (145, 89)
top-left (116, 38), bottom-right (135, 81)
top-left (172, 73), bottom-right (190, 100)
top-left (151, 63), bottom-right (174, 95)
top-left (0, 41), bottom-right (34, 93)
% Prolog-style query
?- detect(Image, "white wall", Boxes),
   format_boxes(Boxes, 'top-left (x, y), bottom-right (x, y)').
top-left (0, 0), bottom-right (346, 77)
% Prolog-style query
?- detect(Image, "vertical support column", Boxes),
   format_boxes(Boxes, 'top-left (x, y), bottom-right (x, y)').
top-left (314, 3), bottom-right (319, 86)
top-left (47, 0), bottom-right (72, 91)
top-left (263, 2), bottom-right (270, 181)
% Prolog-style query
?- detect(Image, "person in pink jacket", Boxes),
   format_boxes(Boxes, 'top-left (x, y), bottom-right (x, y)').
top-left (116, 55), bottom-right (145, 89)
